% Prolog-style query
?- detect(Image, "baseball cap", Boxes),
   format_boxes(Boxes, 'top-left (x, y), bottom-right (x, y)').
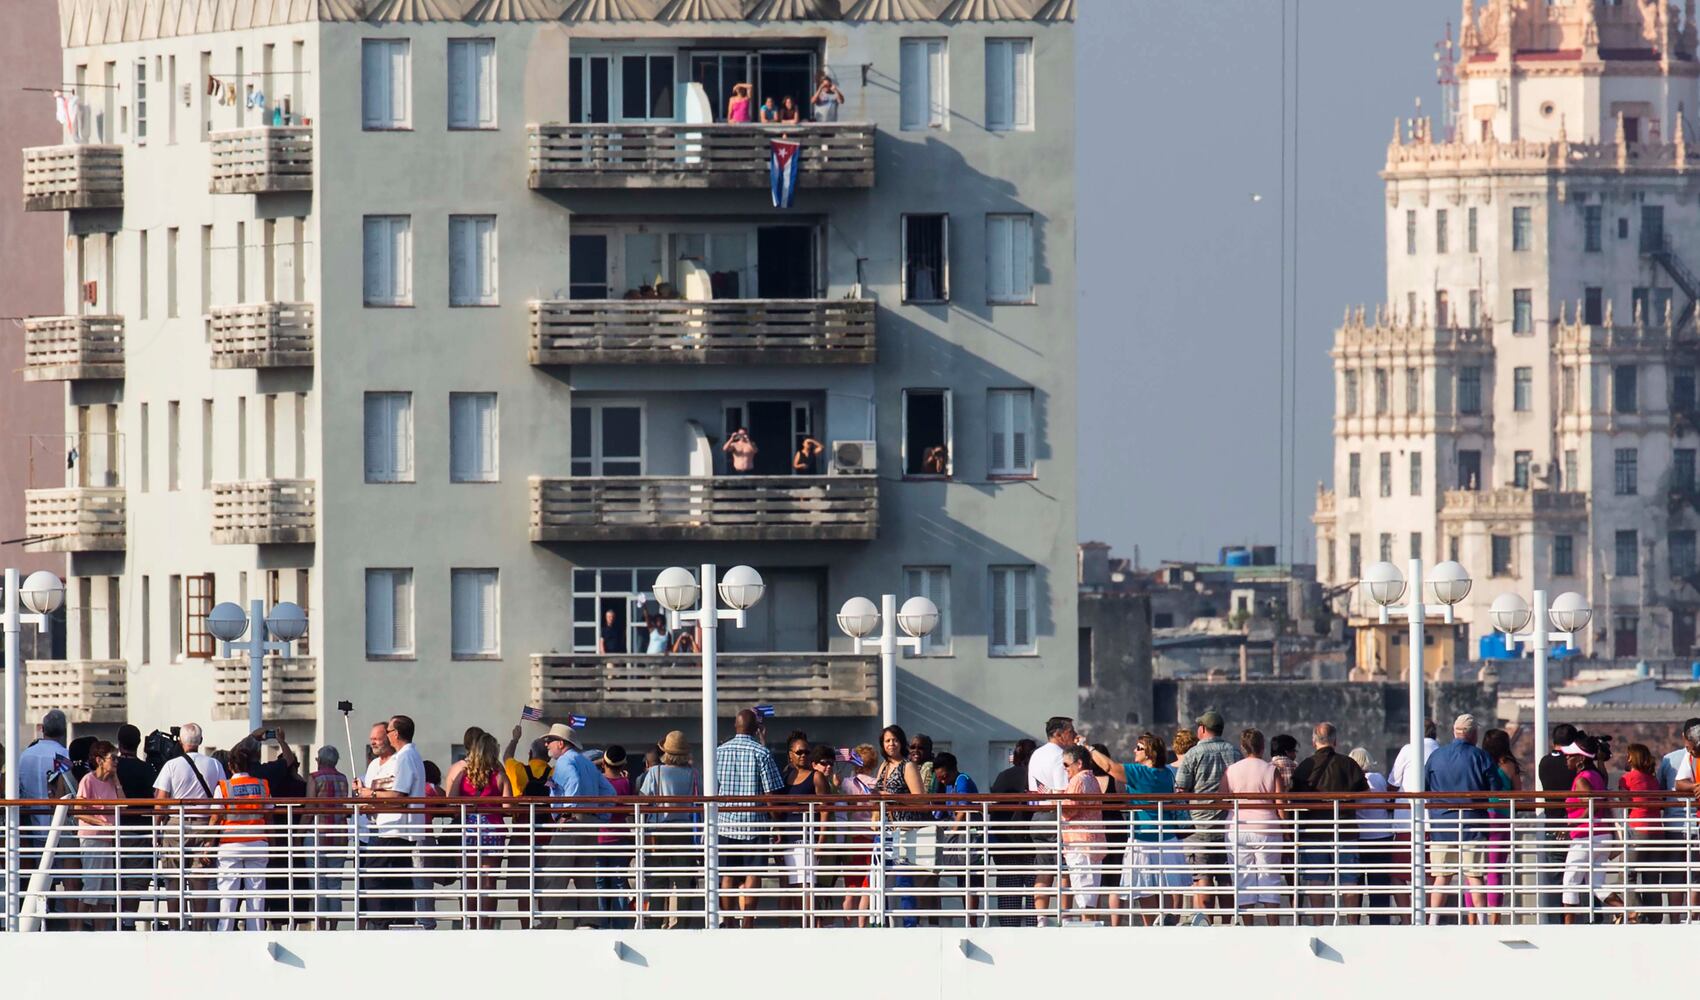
top-left (1195, 710), bottom-right (1224, 732)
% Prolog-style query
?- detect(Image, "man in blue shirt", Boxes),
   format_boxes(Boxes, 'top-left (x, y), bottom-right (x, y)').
top-left (538, 723), bottom-right (614, 928)
top-left (1423, 713), bottom-right (1497, 917)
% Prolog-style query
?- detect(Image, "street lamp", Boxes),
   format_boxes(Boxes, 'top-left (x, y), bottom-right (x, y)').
top-left (1361, 558), bottom-right (1472, 926)
top-left (654, 563), bottom-right (763, 930)
top-left (4, 568), bottom-right (63, 932)
top-left (1490, 588), bottom-right (1591, 786)
top-left (207, 599), bottom-right (309, 732)
top-left (837, 594), bottom-right (940, 728)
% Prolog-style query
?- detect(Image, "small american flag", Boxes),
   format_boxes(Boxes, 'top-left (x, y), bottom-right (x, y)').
top-left (520, 705), bottom-right (544, 722)
top-left (753, 704), bottom-right (775, 719)
top-left (567, 714), bottom-right (588, 730)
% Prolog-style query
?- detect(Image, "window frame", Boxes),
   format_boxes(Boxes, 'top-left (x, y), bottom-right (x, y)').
top-left (902, 566), bottom-right (953, 657)
top-left (365, 567), bottom-right (416, 659)
top-left (1512, 205), bottom-right (1532, 251)
top-left (984, 37), bottom-right (1034, 133)
top-left (986, 387), bottom-right (1035, 479)
top-left (1553, 534), bottom-right (1575, 577)
top-left (361, 38), bottom-right (411, 131)
top-left (570, 400), bottom-right (646, 477)
top-left (899, 37), bottom-right (948, 131)
top-left (988, 564), bottom-right (1037, 657)
top-left (1614, 447), bottom-right (1638, 496)
top-left (985, 213), bottom-right (1035, 305)
top-left (185, 573), bottom-right (215, 659)
top-left (447, 37), bottom-right (497, 130)
top-left (450, 391), bottom-right (500, 484)
top-left (901, 388), bottom-right (953, 480)
top-left (450, 567), bottom-right (501, 659)
top-left (363, 391), bottom-right (415, 484)
top-left (362, 214), bottom-right (413, 307)
top-left (1512, 366), bottom-right (1533, 411)
top-left (448, 214), bottom-right (499, 307)
top-left (901, 213), bottom-right (950, 304)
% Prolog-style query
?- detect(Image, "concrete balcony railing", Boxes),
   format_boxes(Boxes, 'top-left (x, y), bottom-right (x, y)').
top-left (24, 487), bottom-right (126, 552)
top-left (208, 126), bottom-right (313, 194)
top-left (530, 475), bottom-right (877, 542)
top-left (532, 652), bottom-right (879, 719)
top-left (211, 656), bottom-right (317, 722)
top-left (529, 298), bottom-right (876, 365)
top-left (208, 302), bottom-right (314, 368)
top-left (528, 123), bottom-right (875, 190)
top-left (22, 144), bottom-right (123, 210)
top-left (1439, 488), bottom-right (1589, 521)
top-left (26, 660), bottom-right (127, 724)
top-left (211, 479), bottom-right (316, 544)
top-left (22, 315), bottom-right (124, 381)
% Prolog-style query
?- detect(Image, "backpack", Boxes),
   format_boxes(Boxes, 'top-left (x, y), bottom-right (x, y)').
top-left (522, 760), bottom-right (552, 798)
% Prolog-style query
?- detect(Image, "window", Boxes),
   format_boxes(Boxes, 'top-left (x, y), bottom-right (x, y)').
top-left (185, 573), bottom-right (215, 659)
top-left (1347, 452), bottom-right (1361, 497)
top-left (1513, 289), bottom-right (1533, 334)
top-left (1379, 533), bottom-right (1393, 563)
top-left (1410, 533), bottom-right (1423, 561)
top-left (1676, 366), bottom-right (1698, 413)
top-left (1559, 365), bottom-right (1577, 413)
top-left (1583, 204), bottom-right (1602, 252)
top-left (1468, 288), bottom-right (1481, 327)
top-left (1613, 364), bottom-right (1638, 413)
top-left (1458, 449), bottom-right (1482, 489)
top-left (451, 568), bottom-right (499, 658)
top-left (1614, 447), bottom-right (1638, 495)
top-left (1491, 535), bottom-right (1513, 577)
top-left (1435, 290), bottom-right (1450, 328)
top-left (1405, 368), bottom-right (1420, 414)
top-left (1458, 366), bottom-right (1482, 415)
top-left (989, 565), bottom-right (1036, 656)
top-left (571, 568), bottom-right (661, 652)
top-left (365, 568), bottom-right (414, 657)
top-left (986, 214), bottom-right (1034, 304)
top-left (1348, 534), bottom-right (1362, 579)
top-left (167, 400), bottom-right (181, 491)
top-left (450, 392), bottom-right (499, 483)
top-left (134, 59), bottom-right (147, 144)
top-left (1583, 287), bottom-right (1603, 325)
top-left (361, 38), bottom-right (410, 129)
top-left (1641, 204), bottom-right (1665, 253)
top-left (1554, 534), bottom-right (1575, 576)
top-left (1408, 291), bottom-right (1417, 323)
top-left (1615, 529), bottom-right (1640, 577)
top-left (200, 399), bottom-right (213, 488)
top-left (987, 388), bottom-right (1034, 476)
top-left (1619, 216), bottom-right (1631, 240)
top-left (1378, 452), bottom-right (1392, 497)
top-left (1512, 206), bottom-right (1532, 251)
top-left (570, 403), bottom-right (642, 476)
top-left (1564, 449), bottom-right (1578, 490)
top-left (902, 214), bottom-right (949, 302)
top-left (449, 215), bottom-right (497, 306)
top-left (1673, 531), bottom-right (1698, 579)
top-left (364, 392), bottom-right (413, 483)
top-left (902, 567), bottom-right (952, 656)
top-left (1343, 370), bottom-right (1360, 416)
top-left (363, 215), bottom-right (412, 306)
top-left (619, 53), bottom-right (674, 121)
top-left (140, 576), bottom-right (150, 665)
top-left (1410, 452), bottom-right (1422, 495)
top-left (902, 389), bottom-right (951, 477)
top-left (985, 38), bottom-right (1033, 132)
top-left (900, 38), bottom-right (947, 130)
top-left (1435, 209), bottom-right (1449, 253)
top-left (447, 38), bottom-right (496, 129)
top-left (1513, 367), bottom-right (1532, 411)
top-left (139, 403), bottom-right (150, 492)
top-left (1406, 210), bottom-right (1417, 255)
top-left (1373, 368), bottom-right (1389, 415)
top-left (166, 227), bottom-right (179, 318)
top-left (1513, 450), bottom-right (1532, 489)
top-left (1676, 448), bottom-right (1696, 493)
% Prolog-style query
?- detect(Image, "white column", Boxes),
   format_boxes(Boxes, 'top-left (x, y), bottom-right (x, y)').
top-left (4, 569), bottom-right (20, 933)
top-left (1531, 589), bottom-right (1549, 788)
top-left (698, 563), bottom-right (719, 930)
top-left (879, 594), bottom-right (897, 729)
top-left (1406, 558), bottom-right (1427, 926)
top-left (248, 598), bottom-right (265, 733)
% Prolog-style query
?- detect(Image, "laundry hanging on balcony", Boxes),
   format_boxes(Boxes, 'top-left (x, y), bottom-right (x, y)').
top-left (53, 90), bottom-right (81, 142)
top-left (769, 139), bottom-right (801, 209)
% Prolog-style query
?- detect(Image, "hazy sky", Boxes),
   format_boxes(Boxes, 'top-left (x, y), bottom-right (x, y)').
top-left (1077, 0), bottom-right (1452, 565)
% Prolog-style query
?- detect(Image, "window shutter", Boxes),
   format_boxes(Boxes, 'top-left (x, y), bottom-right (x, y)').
top-left (900, 42), bottom-right (924, 129)
top-left (927, 42), bottom-right (944, 125)
top-left (478, 571), bottom-right (496, 652)
top-left (1014, 569), bottom-right (1031, 647)
top-left (989, 390), bottom-right (1010, 471)
top-left (987, 41), bottom-right (1010, 130)
top-left (1011, 390), bottom-right (1031, 471)
top-left (366, 570), bottom-right (393, 654)
top-left (388, 41), bottom-right (408, 126)
top-left (1012, 40), bottom-right (1032, 129)
top-left (991, 568), bottom-right (1008, 650)
top-left (478, 395), bottom-right (497, 479)
top-left (393, 394), bottom-right (412, 479)
top-left (476, 40), bottom-right (495, 127)
top-left (392, 572), bottom-right (411, 651)
top-left (451, 396), bottom-right (471, 481)
top-left (363, 217), bottom-right (387, 304)
top-left (364, 394), bottom-right (387, 479)
top-left (478, 218), bottom-right (497, 303)
top-left (390, 218), bottom-right (410, 304)
top-left (362, 41), bottom-right (385, 128)
top-left (452, 570), bottom-right (472, 654)
top-left (448, 41), bottom-right (470, 127)
top-left (988, 216), bottom-right (1011, 301)
top-left (1012, 215), bottom-right (1032, 298)
top-left (449, 217), bottom-right (471, 305)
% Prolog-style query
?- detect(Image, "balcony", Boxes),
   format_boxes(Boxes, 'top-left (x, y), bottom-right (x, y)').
top-left (208, 302), bottom-right (314, 368)
top-left (529, 123), bottom-right (875, 190)
top-left (529, 298), bottom-right (875, 365)
top-left (22, 315), bottom-right (124, 381)
top-left (530, 475), bottom-right (877, 542)
top-left (22, 144), bottom-right (123, 210)
top-left (532, 652), bottom-right (879, 719)
top-left (211, 479), bottom-right (316, 545)
top-left (211, 656), bottom-right (317, 722)
top-left (208, 126), bottom-right (313, 194)
top-left (24, 488), bottom-right (125, 552)
top-left (26, 660), bottom-right (127, 725)
top-left (1439, 488), bottom-right (1589, 521)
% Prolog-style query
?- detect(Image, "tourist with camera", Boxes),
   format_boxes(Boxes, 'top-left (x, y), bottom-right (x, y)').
top-left (150, 723), bottom-right (226, 928)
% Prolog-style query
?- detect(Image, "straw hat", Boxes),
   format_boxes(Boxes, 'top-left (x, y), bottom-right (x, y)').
top-left (659, 730), bottom-right (690, 756)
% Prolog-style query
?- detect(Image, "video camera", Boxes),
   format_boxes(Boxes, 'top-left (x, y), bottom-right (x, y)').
top-left (142, 726), bottom-right (183, 772)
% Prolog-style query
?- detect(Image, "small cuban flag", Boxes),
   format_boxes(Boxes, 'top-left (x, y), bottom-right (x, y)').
top-left (753, 704), bottom-right (775, 719)
top-left (567, 714), bottom-right (589, 730)
top-left (520, 705), bottom-right (544, 723)
top-left (836, 747), bottom-right (861, 766)
top-left (769, 139), bottom-right (801, 209)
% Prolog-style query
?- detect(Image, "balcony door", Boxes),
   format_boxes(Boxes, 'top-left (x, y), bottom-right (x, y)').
top-left (687, 51), bottom-right (817, 123)
top-left (757, 226), bottom-right (816, 299)
top-left (569, 234), bottom-right (610, 299)
top-left (720, 569), bottom-right (824, 652)
top-left (571, 403), bottom-right (643, 476)
top-left (724, 400), bottom-right (811, 476)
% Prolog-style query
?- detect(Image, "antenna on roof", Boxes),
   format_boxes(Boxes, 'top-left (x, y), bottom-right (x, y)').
top-left (1435, 21), bottom-right (1459, 141)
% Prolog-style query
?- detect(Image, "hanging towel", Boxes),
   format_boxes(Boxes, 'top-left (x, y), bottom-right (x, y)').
top-left (247, 88), bottom-right (266, 110)
top-left (53, 90), bottom-right (82, 142)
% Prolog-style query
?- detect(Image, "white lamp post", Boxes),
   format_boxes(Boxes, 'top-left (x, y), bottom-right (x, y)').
top-left (837, 594), bottom-right (940, 729)
top-left (1490, 589), bottom-right (1591, 787)
top-left (207, 599), bottom-right (308, 732)
top-left (1361, 558), bottom-right (1471, 926)
top-left (654, 563), bottom-right (763, 930)
top-left (4, 568), bottom-right (63, 932)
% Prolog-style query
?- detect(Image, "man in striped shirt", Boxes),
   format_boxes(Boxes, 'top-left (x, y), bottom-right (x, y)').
top-left (714, 709), bottom-right (783, 927)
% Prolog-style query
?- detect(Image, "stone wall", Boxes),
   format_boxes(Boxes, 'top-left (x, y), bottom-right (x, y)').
top-left (1076, 592), bottom-right (1154, 754)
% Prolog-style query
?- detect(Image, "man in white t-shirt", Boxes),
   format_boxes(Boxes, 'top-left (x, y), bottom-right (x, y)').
top-left (1383, 720), bottom-right (1437, 926)
top-left (1026, 716), bottom-right (1076, 924)
top-left (149, 722), bottom-right (227, 927)
top-left (354, 714), bottom-right (425, 925)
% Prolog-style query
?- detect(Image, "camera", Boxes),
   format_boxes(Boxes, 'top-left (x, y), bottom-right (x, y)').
top-left (337, 700), bottom-right (354, 713)
top-left (142, 726), bottom-right (183, 772)
top-left (261, 729), bottom-right (278, 743)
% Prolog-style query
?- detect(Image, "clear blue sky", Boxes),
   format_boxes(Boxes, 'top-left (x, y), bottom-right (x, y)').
top-left (1077, 0), bottom-right (1452, 565)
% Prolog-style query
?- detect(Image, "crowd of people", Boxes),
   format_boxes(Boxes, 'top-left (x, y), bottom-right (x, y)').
top-left (3, 706), bottom-right (1698, 931)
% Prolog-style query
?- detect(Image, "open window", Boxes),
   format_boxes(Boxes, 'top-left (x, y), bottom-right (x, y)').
top-left (903, 389), bottom-right (952, 478)
top-left (903, 214), bottom-right (949, 303)
top-left (185, 573), bottom-right (215, 659)
top-left (722, 400), bottom-right (813, 476)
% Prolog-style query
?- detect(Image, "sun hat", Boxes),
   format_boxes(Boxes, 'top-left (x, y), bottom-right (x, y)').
top-left (542, 723), bottom-right (576, 745)
top-left (659, 730), bottom-right (690, 756)
top-left (1558, 741), bottom-right (1595, 759)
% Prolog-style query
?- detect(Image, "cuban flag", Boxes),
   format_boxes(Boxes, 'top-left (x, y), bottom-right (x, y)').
top-left (520, 705), bottom-right (544, 722)
top-left (836, 747), bottom-right (862, 766)
top-left (567, 714), bottom-right (589, 730)
top-left (753, 704), bottom-right (775, 719)
top-left (769, 139), bottom-right (801, 209)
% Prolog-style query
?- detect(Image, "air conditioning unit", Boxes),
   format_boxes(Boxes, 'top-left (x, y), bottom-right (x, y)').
top-left (831, 440), bottom-right (876, 475)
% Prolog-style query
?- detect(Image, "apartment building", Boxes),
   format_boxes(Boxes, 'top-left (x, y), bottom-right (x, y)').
top-left (1316, 0), bottom-right (1700, 662)
top-left (22, 0), bottom-right (1077, 779)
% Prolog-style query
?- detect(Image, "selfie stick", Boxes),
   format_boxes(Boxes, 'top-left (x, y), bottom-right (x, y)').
top-left (338, 700), bottom-right (355, 771)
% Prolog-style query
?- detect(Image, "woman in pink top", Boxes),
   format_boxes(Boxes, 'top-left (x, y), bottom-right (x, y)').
top-left (1560, 736), bottom-right (1622, 922)
top-left (727, 82), bottom-right (753, 123)
top-left (75, 740), bottom-right (121, 930)
top-left (455, 733), bottom-right (511, 928)
top-left (1222, 728), bottom-right (1285, 922)
top-left (1059, 745), bottom-right (1107, 918)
